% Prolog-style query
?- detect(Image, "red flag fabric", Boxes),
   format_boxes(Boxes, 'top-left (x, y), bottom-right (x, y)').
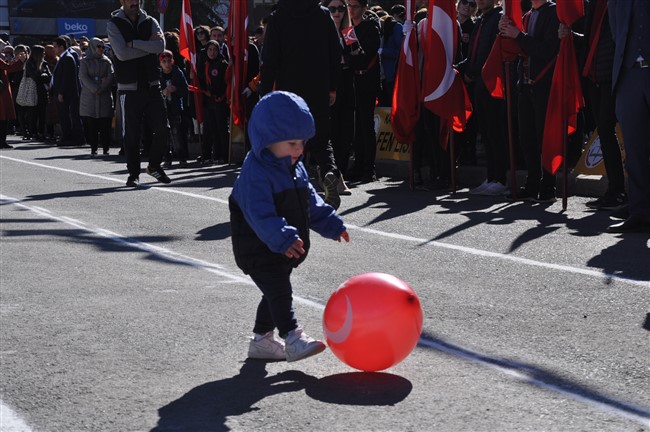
top-left (542, 0), bottom-right (584, 174)
top-left (422, 0), bottom-right (472, 143)
top-left (482, 0), bottom-right (523, 98)
top-left (226, 0), bottom-right (248, 128)
top-left (390, 0), bottom-right (420, 144)
top-left (179, 0), bottom-right (203, 125)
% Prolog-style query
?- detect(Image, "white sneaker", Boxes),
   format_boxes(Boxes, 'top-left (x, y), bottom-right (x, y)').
top-left (469, 179), bottom-right (489, 195)
top-left (248, 331), bottom-right (286, 360)
top-left (284, 328), bottom-right (326, 362)
top-left (480, 181), bottom-right (509, 196)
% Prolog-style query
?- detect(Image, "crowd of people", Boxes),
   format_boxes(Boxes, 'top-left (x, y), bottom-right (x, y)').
top-left (0, 0), bottom-right (648, 232)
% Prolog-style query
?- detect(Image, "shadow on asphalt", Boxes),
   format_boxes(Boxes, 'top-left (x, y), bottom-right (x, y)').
top-left (196, 222), bottom-right (231, 241)
top-left (152, 360), bottom-right (412, 431)
top-left (586, 234), bottom-right (650, 284)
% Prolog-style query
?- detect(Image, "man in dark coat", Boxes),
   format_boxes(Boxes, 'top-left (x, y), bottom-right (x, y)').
top-left (607, 0), bottom-right (650, 233)
top-left (52, 36), bottom-right (85, 146)
top-left (260, 0), bottom-right (343, 210)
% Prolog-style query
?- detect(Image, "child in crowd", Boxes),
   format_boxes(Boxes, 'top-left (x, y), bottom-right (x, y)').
top-left (159, 50), bottom-right (189, 167)
top-left (229, 91), bottom-right (350, 362)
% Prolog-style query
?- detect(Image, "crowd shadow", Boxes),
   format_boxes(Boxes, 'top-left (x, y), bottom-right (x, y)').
top-left (152, 360), bottom-right (412, 432)
top-left (196, 222), bottom-right (231, 241)
top-left (419, 331), bottom-right (650, 422)
top-left (586, 234), bottom-right (650, 283)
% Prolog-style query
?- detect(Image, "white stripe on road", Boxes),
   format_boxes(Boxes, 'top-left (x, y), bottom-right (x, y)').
top-left (1, 155), bottom-right (647, 288)
top-left (2, 196), bottom-right (649, 427)
top-left (0, 400), bottom-right (31, 432)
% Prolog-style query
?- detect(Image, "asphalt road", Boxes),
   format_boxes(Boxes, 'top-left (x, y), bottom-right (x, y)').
top-left (1, 141), bottom-right (649, 432)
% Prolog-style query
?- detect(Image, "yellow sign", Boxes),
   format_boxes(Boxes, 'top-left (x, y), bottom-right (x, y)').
top-left (573, 125), bottom-right (625, 176)
top-left (374, 107), bottom-right (411, 162)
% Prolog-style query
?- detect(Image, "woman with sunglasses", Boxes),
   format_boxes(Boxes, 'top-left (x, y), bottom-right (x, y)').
top-left (344, 0), bottom-right (381, 183)
top-left (78, 37), bottom-right (114, 156)
top-left (323, 0), bottom-right (353, 195)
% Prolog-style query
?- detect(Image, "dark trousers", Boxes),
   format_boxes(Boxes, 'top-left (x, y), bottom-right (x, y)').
top-left (56, 97), bottom-right (84, 145)
top-left (249, 268), bottom-right (298, 337)
top-left (202, 102), bottom-right (230, 161)
top-left (518, 81), bottom-right (556, 193)
top-left (166, 114), bottom-right (188, 162)
top-left (330, 99), bottom-right (354, 175)
top-left (307, 104), bottom-right (339, 179)
top-left (615, 66), bottom-right (650, 219)
top-left (0, 120), bottom-right (7, 146)
top-left (588, 80), bottom-right (625, 195)
top-left (83, 117), bottom-right (112, 153)
top-left (351, 83), bottom-right (377, 177)
top-left (475, 81), bottom-right (508, 184)
top-left (26, 103), bottom-right (46, 138)
top-left (118, 86), bottom-right (169, 177)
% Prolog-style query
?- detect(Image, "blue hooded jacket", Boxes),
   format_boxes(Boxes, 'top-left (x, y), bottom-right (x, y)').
top-left (229, 91), bottom-right (346, 273)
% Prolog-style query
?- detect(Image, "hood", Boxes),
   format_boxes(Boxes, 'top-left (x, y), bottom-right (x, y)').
top-left (248, 91), bottom-right (315, 161)
top-left (111, 6), bottom-right (150, 26)
top-left (277, 0), bottom-right (322, 19)
top-left (85, 37), bottom-right (105, 60)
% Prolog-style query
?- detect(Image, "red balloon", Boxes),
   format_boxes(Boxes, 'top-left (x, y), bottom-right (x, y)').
top-left (323, 273), bottom-right (423, 372)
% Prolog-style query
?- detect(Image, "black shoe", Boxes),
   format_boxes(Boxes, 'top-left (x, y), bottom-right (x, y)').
top-left (607, 215), bottom-right (650, 233)
top-left (179, 160), bottom-right (188, 168)
top-left (103, 150), bottom-right (110, 155)
top-left (507, 187), bottom-right (537, 201)
top-left (610, 204), bottom-right (630, 220)
top-left (126, 175), bottom-right (139, 188)
top-left (162, 160), bottom-right (172, 169)
top-left (535, 188), bottom-right (557, 203)
top-left (361, 172), bottom-right (378, 183)
top-left (91, 150), bottom-right (98, 156)
top-left (587, 192), bottom-right (627, 211)
top-left (146, 165), bottom-right (172, 184)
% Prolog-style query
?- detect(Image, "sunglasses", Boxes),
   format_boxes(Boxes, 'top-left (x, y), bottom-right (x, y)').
top-left (461, 0), bottom-right (477, 7)
top-left (328, 5), bottom-right (346, 13)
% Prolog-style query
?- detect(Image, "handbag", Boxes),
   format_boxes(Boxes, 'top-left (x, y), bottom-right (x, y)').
top-left (16, 71), bottom-right (38, 107)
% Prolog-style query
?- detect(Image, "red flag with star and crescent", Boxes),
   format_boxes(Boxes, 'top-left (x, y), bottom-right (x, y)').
top-left (179, 0), bottom-right (203, 125)
top-left (422, 0), bottom-right (472, 147)
top-left (390, 0), bottom-right (420, 144)
top-left (481, 0), bottom-right (523, 98)
top-left (542, 0), bottom-right (584, 174)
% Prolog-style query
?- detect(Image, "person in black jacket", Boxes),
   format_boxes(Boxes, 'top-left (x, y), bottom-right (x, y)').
top-left (500, 0), bottom-right (560, 202)
top-left (52, 36), bottom-right (85, 146)
top-left (345, 1), bottom-right (381, 183)
top-left (457, 0), bottom-right (508, 196)
top-left (198, 40), bottom-right (229, 165)
top-left (159, 50), bottom-right (189, 167)
top-left (260, 0), bottom-right (343, 210)
top-left (107, 0), bottom-right (171, 187)
top-left (24, 45), bottom-right (50, 141)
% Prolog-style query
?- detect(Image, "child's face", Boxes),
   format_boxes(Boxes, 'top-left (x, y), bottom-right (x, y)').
top-left (267, 139), bottom-right (305, 165)
top-left (160, 56), bottom-right (173, 73)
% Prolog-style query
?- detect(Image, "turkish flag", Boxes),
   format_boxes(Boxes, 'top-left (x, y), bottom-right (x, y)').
top-left (179, 0), bottom-right (203, 125)
top-left (226, 0), bottom-right (248, 128)
top-left (542, 0), bottom-right (584, 174)
top-left (482, 0), bottom-right (523, 98)
top-left (422, 0), bottom-right (472, 145)
top-left (390, 0), bottom-right (420, 144)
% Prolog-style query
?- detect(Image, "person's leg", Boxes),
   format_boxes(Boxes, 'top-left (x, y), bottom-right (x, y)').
top-left (119, 91), bottom-right (143, 178)
top-left (248, 268), bottom-right (297, 337)
top-left (591, 81), bottom-right (625, 195)
top-left (357, 92), bottom-right (377, 180)
top-left (69, 97), bottom-right (85, 145)
top-left (145, 87), bottom-right (171, 169)
top-left (615, 67), bottom-right (650, 220)
top-left (517, 86), bottom-right (540, 194)
top-left (0, 120), bottom-right (9, 148)
top-left (99, 117), bottom-right (112, 154)
top-left (533, 82), bottom-right (555, 194)
top-left (215, 102), bottom-right (230, 163)
top-left (56, 99), bottom-right (73, 143)
top-left (85, 117), bottom-right (99, 153)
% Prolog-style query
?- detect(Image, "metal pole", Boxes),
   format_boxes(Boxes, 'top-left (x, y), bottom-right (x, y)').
top-left (504, 61), bottom-right (518, 198)
top-left (449, 124), bottom-right (456, 193)
top-left (562, 120), bottom-right (568, 210)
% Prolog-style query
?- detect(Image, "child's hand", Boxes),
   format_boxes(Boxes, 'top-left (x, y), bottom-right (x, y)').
top-left (285, 238), bottom-right (305, 258)
top-left (338, 230), bottom-right (350, 243)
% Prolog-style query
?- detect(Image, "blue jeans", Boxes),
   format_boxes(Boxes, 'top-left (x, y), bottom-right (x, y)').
top-left (249, 268), bottom-right (298, 337)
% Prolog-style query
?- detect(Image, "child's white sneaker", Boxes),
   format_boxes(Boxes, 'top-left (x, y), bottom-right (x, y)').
top-left (248, 331), bottom-right (286, 360)
top-left (284, 328), bottom-right (326, 362)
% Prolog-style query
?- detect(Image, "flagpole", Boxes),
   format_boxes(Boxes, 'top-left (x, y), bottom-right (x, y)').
top-left (449, 124), bottom-right (456, 193)
top-left (409, 136), bottom-right (415, 191)
top-left (562, 119), bottom-right (568, 210)
top-left (504, 61), bottom-right (518, 198)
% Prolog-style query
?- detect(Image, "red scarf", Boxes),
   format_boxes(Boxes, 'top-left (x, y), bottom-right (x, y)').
top-left (582, 0), bottom-right (607, 80)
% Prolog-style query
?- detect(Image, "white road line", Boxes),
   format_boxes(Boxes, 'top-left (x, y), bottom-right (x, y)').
top-left (1, 155), bottom-right (647, 288)
top-left (0, 400), bottom-right (32, 432)
top-left (2, 196), bottom-right (649, 426)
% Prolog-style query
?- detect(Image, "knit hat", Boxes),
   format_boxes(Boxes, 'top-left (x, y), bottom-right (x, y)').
top-left (248, 91), bottom-right (315, 158)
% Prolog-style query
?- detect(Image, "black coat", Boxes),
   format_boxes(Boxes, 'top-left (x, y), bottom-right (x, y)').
top-left (344, 12), bottom-right (382, 95)
top-left (260, 0), bottom-right (341, 114)
top-left (515, 1), bottom-right (560, 86)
